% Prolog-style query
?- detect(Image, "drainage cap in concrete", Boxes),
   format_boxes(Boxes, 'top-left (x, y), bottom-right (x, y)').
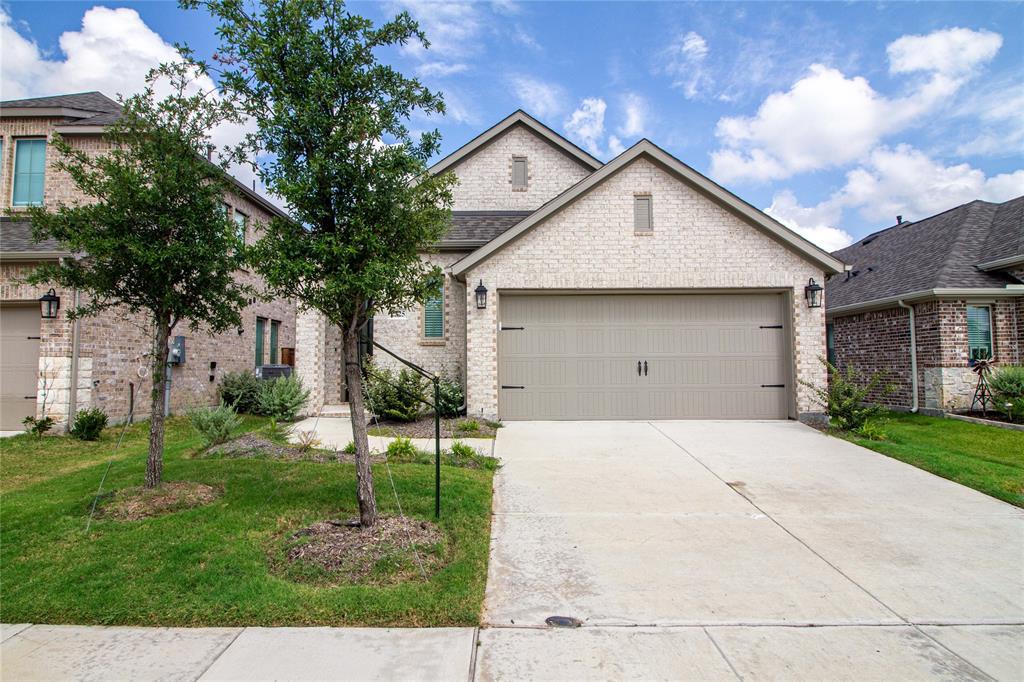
top-left (545, 616), bottom-right (582, 628)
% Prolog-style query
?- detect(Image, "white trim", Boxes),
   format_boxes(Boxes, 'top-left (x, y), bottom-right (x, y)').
top-left (430, 110), bottom-right (602, 176)
top-left (977, 254), bottom-right (1024, 271)
top-left (451, 139), bottom-right (845, 276)
top-left (2, 107), bottom-right (101, 119)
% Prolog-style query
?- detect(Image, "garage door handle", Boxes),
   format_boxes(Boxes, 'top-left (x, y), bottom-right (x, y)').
top-left (759, 325), bottom-right (783, 329)
top-left (644, 361), bottom-right (648, 376)
top-left (501, 385), bottom-right (525, 390)
top-left (24, 395), bottom-right (36, 399)
top-left (761, 384), bottom-right (785, 388)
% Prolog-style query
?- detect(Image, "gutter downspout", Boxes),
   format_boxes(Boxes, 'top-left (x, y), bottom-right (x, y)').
top-left (897, 300), bottom-right (919, 413)
top-left (64, 255), bottom-right (83, 432)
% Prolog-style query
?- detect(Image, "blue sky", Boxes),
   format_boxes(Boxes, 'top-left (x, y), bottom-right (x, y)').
top-left (2, 0), bottom-right (1022, 250)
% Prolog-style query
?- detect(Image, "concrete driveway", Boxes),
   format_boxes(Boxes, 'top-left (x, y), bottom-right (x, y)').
top-left (479, 420), bottom-right (1024, 681)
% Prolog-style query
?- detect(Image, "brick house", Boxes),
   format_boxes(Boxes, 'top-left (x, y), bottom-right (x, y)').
top-left (298, 111), bottom-right (845, 422)
top-left (826, 197), bottom-right (1024, 413)
top-left (0, 92), bottom-right (296, 431)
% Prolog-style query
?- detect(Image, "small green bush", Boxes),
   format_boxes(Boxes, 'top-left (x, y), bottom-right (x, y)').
top-left (445, 441), bottom-right (499, 470)
top-left (853, 420), bottom-right (887, 441)
top-left (218, 371), bottom-right (261, 414)
top-left (264, 419), bottom-right (293, 443)
top-left (188, 402), bottom-right (241, 446)
top-left (70, 407), bottom-right (108, 441)
top-left (342, 440), bottom-right (357, 454)
top-left (989, 365), bottom-right (1024, 422)
top-left (483, 419), bottom-right (503, 430)
top-left (365, 362), bottom-right (427, 422)
top-left (257, 375), bottom-right (310, 421)
top-left (456, 419), bottom-right (480, 433)
top-left (385, 437), bottom-right (421, 461)
top-left (22, 415), bottom-right (55, 438)
top-left (803, 358), bottom-right (894, 432)
top-left (435, 378), bottom-right (464, 418)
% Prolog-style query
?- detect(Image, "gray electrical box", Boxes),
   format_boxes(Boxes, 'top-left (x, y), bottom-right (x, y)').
top-left (169, 336), bottom-right (186, 364)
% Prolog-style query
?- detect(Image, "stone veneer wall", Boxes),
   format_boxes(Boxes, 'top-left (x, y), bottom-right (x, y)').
top-left (450, 124), bottom-right (592, 211)
top-left (1, 120), bottom-right (295, 425)
top-left (460, 156), bottom-right (828, 421)
top-left (831, 297), bottom-right (1023, 412)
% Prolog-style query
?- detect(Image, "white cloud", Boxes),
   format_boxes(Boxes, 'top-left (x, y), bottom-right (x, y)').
top-left (764, 190), bottom-right (852, 251)
top-left (951, 77), bottom-right (1024, 157)
top-left (660, 31), bottom-right (711, 99)
top-left (415, 61), bottom-right (468, 77)
top-left (392, 1), bottom-right (482, 63)
top-left (617, 92), bottom-right (648, 138)
top-left (888, 27), bottom-right (1002, 77)
top-left (564, 97), bottom-right (607, 156)
top-left (766, 145), bottom-right (1024, 251)
top-left (511, 24), bottom-right (541, 51)
top-left (509, 75), bottom-right (566, 119)
top-left (607, 135), bottom-right (625, 157)
top-left (709, 27), bottom-right (1004, 184)
top-left (0, 7), bottom-right (278, 208)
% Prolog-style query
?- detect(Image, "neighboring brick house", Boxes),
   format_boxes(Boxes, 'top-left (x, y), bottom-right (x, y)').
top-left (826, 197), bottom-right (1024, 413)
top-left (299, 111), bottom-right (845, 422)
top-left (0, 92), bottom-right (296, 430)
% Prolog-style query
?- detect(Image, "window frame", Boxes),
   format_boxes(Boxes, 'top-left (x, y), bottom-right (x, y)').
top-left (826, 322), bottom-right (837, 368)
top-left (233, 209), bottom-right (248, 245)
top-left (422, 279), bottom-right (445, 341)
top-left (511, 156), bottom-right (528, 190)
top-left (255, 316), bottom-right (267, 367)
top-left (12, 138), bottom-right (47, 207)
top-left (634, 193), bottom-right (653, 234)
top-left (966, 304), bottom-right (994, 363)
top-left (269, 319), bottom-right (280, 365)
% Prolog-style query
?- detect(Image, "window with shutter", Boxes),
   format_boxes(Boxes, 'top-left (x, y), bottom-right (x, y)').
top-left (967, 305), bottom-right (992, 361)
top-left (423, 281), bottom-right (444, 338)
top-left (13, 139), bottom-right (46, 206)
top-left (634, 195), bottom-right (652, 232)
top-left (512, 157), bottom-right (527, 189)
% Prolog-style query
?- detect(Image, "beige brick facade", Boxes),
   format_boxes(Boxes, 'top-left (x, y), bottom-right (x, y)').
top-left (450, 124), bottom-right (592, 211)
top-left (1, 117), bottom-right (296, 426)
top-left (459, 156), bottom-right (827, 420)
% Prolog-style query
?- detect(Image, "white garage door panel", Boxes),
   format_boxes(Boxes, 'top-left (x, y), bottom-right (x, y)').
top-left (1, 304), bottom-right (41, 431)
top-left (498, 294), bottom-right (789, 420)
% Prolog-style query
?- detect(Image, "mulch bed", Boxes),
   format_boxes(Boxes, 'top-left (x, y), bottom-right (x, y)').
top-left (952, 411), bottom-right (1023, 427)
top-left (98, 481), bottom-right (221, 521)
top-left (277, 516), bottom-right (444, 585)
top-left (207, 434), bottom-right (391, 464)
top-left (368, 416), bottom-right (499, 439)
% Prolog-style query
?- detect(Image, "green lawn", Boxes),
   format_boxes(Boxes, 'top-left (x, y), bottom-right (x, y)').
top-left (846, 412), bottom-right (1024, 507)
top-left (0, 417), bottom-right (493, 627)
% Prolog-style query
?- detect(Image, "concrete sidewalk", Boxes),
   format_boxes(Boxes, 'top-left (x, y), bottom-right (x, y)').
top-left (4, 622), bottom-right (1022, 681)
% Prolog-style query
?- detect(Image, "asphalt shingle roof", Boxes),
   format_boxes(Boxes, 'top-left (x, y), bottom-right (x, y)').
top-left (0, 92), bottom-right (122, 121)
top-left (441, 211), bottom-right (533, 247)
top-left (0, 218), bottom-right (65, 255)
top-left (827, 196), bottom-right (1024, 309)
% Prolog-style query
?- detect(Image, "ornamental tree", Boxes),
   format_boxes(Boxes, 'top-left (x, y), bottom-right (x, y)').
top-left (24, 62), bottom-right (251, 488)
top-left (188, 0), bottom-right (456, 526)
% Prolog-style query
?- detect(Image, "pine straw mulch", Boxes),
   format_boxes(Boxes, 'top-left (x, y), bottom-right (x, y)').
top-left (368, 416), bottom-right (500, 440)
top-left (98, 481), bottom-right (221, 521)
top-left (273, 516), bottom-right (445, 586)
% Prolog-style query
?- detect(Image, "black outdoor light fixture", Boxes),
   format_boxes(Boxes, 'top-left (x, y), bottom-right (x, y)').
top-left (475, 280), bottom-right (488, 309)
top-left (805, 278), bottom-right (823, 308)
top-left (39, 288), bottom-right (60, 319)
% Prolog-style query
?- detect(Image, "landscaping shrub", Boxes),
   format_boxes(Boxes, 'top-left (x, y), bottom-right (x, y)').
top-left (21, 415), bottom-right (55, 438)
top-left (385, 437), bottom-right (421, 461)
top-left (803, 358), bottom-right (894, 432)
top-left (435, 377), bottom-right (464, 418)
top-left (188, 402), bottom-right (242, 446)
top-left (456, 419), bottom-right (480, 434)
top-left (445, 441), bottom-right (499, 471)
top-left (342, 440), bottom-right (357, 454)
top-left (257, 375), bottom-right (310, 421)
top-left (70, 407), bottom-right (108, 441)
top-left (365, 362), bottom-right (427, 422)
top-left (989, 365), bottom-right (1024, 423)
top-left (218, 371), bottom-right (261, 414)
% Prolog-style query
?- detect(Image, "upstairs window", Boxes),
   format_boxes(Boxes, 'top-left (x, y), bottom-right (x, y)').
top-left (634, 194), bottom-right (652, 233)
top-left (13, 139), bottom-right (46, 206)
top-left (423, 278), bottom-right (444, 339)
top-left (967, 305), bottom-right (993, 362)
top-left (233, 209), bottom-right (248, 244)
top-left (511, 156), bottom-right (528, 189)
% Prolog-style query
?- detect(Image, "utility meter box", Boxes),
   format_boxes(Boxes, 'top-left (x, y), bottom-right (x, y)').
top-left (169, 336), bottom-right (186, 365)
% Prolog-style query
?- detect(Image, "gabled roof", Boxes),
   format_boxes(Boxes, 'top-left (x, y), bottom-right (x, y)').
top-left (827, 196), bottom-right (1024, 312)
top-left (450, 139), bottom-right (845, 276)
top-left (430, 110), bottom-right (603, 175)
top-left (0, 218), bottom-right (68, 259)
top-left (439, 211), bottom-right (532, 250)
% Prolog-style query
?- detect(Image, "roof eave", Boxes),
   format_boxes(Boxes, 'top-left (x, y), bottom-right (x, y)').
top-left (429, 110), bottom-right (603, 176)
top-left (452, 140), bottom-right (846, 276)
top-left (826, 286), bottom-right (1024, 318)
top-left (1, 107), bottom-right (102, 119)
top-left (0, 250), bottom-right (69, 261)
top-left (977, 254), bottom-right (1024, 272)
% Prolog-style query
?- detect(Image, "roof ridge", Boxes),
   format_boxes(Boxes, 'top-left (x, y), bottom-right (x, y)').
top-left (934, 201), bottom-right (996, 285)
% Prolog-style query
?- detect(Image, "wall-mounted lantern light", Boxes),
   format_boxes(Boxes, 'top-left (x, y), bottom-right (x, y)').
top-left (475, 280), bottom-right (488, 309)
top-left (804, 278), bottom-right (823, 308)
top-left (39, 288), bottom-right (60, 319)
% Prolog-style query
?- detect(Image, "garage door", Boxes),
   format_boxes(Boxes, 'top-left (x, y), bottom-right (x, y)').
top-left (1, 304), bottom-right (41, 430)
top-left (498, 293), bottom-right (790, 420)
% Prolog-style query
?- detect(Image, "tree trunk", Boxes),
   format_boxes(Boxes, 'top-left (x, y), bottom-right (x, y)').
top-left (146, 316), bottom-right (171, 489)
top-left (343, 327), bottom-right (378, 527)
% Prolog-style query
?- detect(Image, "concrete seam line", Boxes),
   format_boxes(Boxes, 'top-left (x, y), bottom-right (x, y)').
top-left (646, 422), bottom-right (911, 625)
top-left (702, 627), bottom-right (744, 682)
top-left (0, 624), bottom-right (35, 644)
top-left (192, 627), bottom-right (246, 682)
top-left (467, 627), bottom-right (481, 682)
top-left (908, 624), bottom-right (1000, 682)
